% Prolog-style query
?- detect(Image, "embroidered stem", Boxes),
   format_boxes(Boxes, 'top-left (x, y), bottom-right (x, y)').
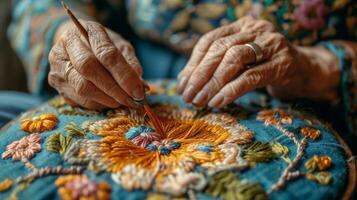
top-left (268, 124), bottom-right (307, 193)
top-left (16, 166), bottom-right (83, 184)
top-left (22, 159), bottom-right (37, 171)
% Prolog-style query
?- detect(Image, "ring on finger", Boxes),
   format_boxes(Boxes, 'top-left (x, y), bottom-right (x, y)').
top-left (64, 62), bottom-right (74, 82)
top-left (244, 42), bottom-right (263, 66)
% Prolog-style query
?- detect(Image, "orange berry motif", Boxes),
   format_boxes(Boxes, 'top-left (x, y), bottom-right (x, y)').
top-left (301, 127), bottom-right (321, 140)
top-left (314, 156), bottom-right (332, 171)
top-left (21, 113), bottom-right (57, 133)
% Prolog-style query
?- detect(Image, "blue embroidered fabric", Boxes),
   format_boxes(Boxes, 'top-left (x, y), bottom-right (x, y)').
top-left (0, 84), bottom-right (350, 200)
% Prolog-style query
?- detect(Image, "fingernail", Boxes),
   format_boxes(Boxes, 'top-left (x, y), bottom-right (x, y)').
top-left (208, 93), bottom-right (225, 108)
top-left (132, 85), bottom-right (144, 100)
top-left (192, 90), bottom-right (207, 105)
top-left (177, 76), bottom-right (188, 94)
top-left (182, 84), bottom-right (195, 102)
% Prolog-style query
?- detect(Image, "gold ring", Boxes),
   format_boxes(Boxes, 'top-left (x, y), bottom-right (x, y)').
top-left (244, 42), bottom-right (263, 65)
top-left (64, 62), bottom-right (74, 82)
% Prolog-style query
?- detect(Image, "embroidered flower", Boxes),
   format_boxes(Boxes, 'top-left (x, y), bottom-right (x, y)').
top-left (300, 127), bottom-right (321, 140)
top-left (2, 134), bottom-right (41, 161)
top-left (55, 175), bottom-right (111, 200)
top-left (305, 155), bottom-right (332, 171)
top-left (68, 104), bottom-right (254, 195)
top-left (256, 109), bottom-right (293, 125)
top-left (21, 113), bottom-right (57, 133)
top-left (293, 0), bottom-right (329, 30)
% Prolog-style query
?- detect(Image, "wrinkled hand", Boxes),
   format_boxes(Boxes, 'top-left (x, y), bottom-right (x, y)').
top-left (49, 20), bottom-right (145, 109)
top-left (178, 16), bottom-right (339, 108)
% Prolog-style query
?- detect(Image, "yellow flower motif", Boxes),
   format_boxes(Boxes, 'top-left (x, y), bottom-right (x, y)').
top-left (300, 127), bottom-right (321, 140)
top-left (21, 113), bottom-right (57, 133)
top-left (55, 175), bottom-right (111, 200)
top-left (305, 155), bottom-right (332, 171)
top-left (256, 109), bottom-right (293, 125)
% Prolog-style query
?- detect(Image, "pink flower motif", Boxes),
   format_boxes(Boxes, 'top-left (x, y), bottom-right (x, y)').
top-left (65, 176), bottom-right (98, 199)
top-left (131, 132), bottom-right (161, 148)
top-left (2, 134), bottom-right (42, 161)
top-left (293, 0), bottom-right (329, 30)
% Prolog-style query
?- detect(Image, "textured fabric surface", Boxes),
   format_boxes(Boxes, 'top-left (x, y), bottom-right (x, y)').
top-left (0, 82), bottom-right (349, 200)
top-left (0, 92), bottom-right (42, 127)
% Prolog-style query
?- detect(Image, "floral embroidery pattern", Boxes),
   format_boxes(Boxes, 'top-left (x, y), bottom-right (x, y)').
top-left (0, 95), bottom-right (342, 200)
top-left (293, 0), bottom-right (329, 30)
top-left (256, 109), bottom-right (293, 125)
top-left (71, 105), bottom-right (255, 195)
top-left (21, 113), bottom-right (57, 133)
top-left (56, 175), bottom-right (111, 200)
top-left (300, 127), bottom-right (321, 140)
top-left (2, 134), bottom-right (41, 161)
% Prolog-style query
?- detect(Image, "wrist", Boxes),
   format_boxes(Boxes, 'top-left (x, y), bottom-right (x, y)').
top-left (296, 46), bottom-right (340, 102)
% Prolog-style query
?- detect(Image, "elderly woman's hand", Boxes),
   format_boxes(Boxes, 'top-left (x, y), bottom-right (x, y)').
top-left (178, 17), bottom-right (339, 108)
top-left (48, 20), bottom-right (145, 109)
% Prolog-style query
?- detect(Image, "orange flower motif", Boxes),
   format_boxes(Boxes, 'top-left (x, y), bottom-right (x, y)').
top-left (56, 175), bottom-right (111, 200)
top-left (314, 156), bottom-right (332, 171)
top-left (21, 113), bottom-right (57, 133)
top-left (300, 127), bottom-right (321, 140)
top-left (256, 109), bottom-right (293, 125)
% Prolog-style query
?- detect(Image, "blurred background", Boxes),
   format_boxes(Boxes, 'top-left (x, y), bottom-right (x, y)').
top-left (0, 0), bottom-right (27, 92)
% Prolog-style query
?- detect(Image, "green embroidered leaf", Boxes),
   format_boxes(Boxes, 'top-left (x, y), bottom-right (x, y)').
top-left (271, 142), bottom-right (292, 164)
top-left (205, 171), bottom-right (268, 200)
top-left (243, 142), bottom-right (277, 163)
top-left (46, 132), bottom-right (72, 155)
top-left (65, 122), bottom-right (85, 138)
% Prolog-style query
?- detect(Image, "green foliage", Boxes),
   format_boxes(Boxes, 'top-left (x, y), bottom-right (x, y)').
top-left (205, 171), bottom-right (268, 200)
top-left (243, 142), bottom-right (277, 163)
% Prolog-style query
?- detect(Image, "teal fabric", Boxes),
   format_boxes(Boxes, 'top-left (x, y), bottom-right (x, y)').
top-left (0, 92), bottom-right (42, 127)
top-left (0, 90), bottom-right (349, 200)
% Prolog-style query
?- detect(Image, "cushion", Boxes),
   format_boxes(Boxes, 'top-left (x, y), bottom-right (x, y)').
top-left (0, 80), bottom-right (355, 200)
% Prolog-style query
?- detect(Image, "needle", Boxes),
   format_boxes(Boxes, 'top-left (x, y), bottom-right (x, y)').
top-left (61, 1), bottom-right (89, 42)
top-left (60, 1), bottom-right (164, 134)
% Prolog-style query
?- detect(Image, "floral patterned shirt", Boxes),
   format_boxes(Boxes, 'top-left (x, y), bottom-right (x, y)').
top-left (7, 0), bottom-right (357, 135)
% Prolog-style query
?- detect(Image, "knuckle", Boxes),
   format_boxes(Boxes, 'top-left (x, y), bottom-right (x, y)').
top-left (116, 69), bottom-right (135, 84)
top-left (210, 76), bottom-right (223, 90)
top-left (96, 45), bottom-right (118, 66)
top-left (225, 84), bottom-right (239, 99)
top-left (226, 46), bottom-right (240, 58)
top-left (244, 71), bottom-right (264, 87)
top-left (76, 56), bottom-right (96, 76)
top-left (211, 39), bottom-right (227, 51)
top-left (192, 70), bottom-right (210, 83)
top-left (76, 79), bottom-right (92, 96)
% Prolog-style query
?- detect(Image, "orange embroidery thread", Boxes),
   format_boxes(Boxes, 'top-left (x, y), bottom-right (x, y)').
top-left (21, 113), bottom-right (57, 133)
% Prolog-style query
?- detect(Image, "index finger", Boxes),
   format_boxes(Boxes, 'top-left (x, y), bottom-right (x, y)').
top-left (177, 23), bottom-right (240, 93)
top-left (86, 22), bottom-right (144, 100)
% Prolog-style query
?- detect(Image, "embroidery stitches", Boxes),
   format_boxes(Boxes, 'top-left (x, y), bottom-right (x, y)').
top-left (21, 113), bottom-right (57, 133)
top-left (56, 175), bottom-right (111, 200)
top-left (66, 104), bottom-right (255, 196)
top-left (2, 134), bottom-right (41, 161)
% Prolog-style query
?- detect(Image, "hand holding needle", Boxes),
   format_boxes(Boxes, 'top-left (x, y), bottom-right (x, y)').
top-left (60, 1), bottom-right (164, 134)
